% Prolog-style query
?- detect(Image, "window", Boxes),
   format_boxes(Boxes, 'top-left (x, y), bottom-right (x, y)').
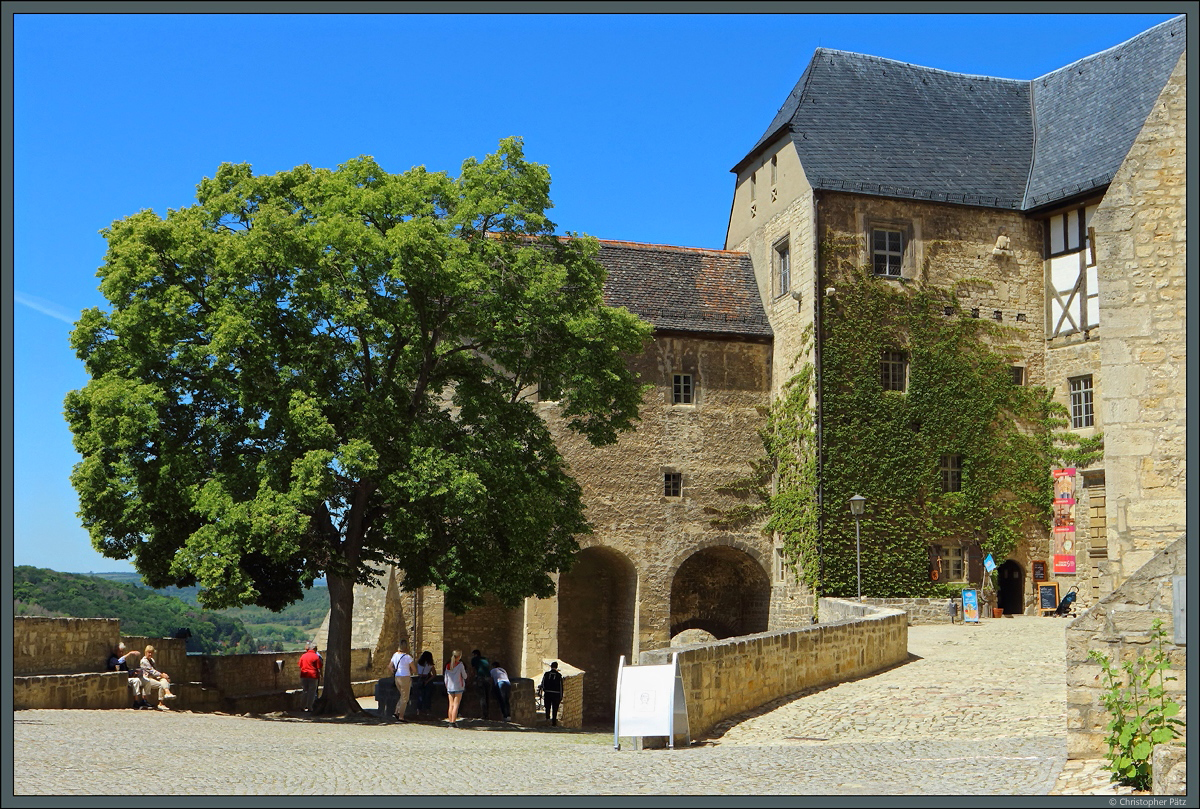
top-left (774, 546), bottom-right (788, 583)
top-left (940, 454), bottom-right (962, 493)
top-left (1045, 203), bottom-right (1100, 337)
top-left (1010, 366), bottom-right (1025, 386)
top-left (750, 171), bottom-right (756, 201)
top-left (663, 472), bottom-right (682, 498)
top-left (872, 228), bottom-right (904, 277)
top-left (881, 351), bottom-right (908, 392)
top-left (1069, 375), bottom-right (1094, 428)
top-left (935, 545), bottom-right (965, 582)
top-left (672, 373), bottom-right (693, 405)
top-left (770, 155), bottom-right (777, 186)
top-left (774, 238), bottom-right (790, 298)
top-left (538, 375), bottom-right (563, 402)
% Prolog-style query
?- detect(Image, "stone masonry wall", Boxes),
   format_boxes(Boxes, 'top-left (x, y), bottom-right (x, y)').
top-left (14, 617), bottom-right (120, 675)
top-left (1091, 52), bottom-right (1187, 590)
top-left (1065, 535), bottom-right (1185, 760)
top-left (639, 598), bottom-right (907, 740)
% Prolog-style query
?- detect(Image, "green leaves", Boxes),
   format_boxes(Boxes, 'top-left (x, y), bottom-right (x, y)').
top-left (66, 138), bottom-right (647, 617)
top-left (1088, 619), bottom-right (1182, 790)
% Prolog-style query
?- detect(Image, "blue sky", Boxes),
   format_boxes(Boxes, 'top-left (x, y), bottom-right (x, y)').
top-left (10, 11), bottom-right (1183, 574)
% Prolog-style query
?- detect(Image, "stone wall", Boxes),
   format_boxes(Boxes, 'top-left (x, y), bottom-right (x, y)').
top-left (14, 617), bottom-right (120, 675)
top-left (1091, 52), bottom-right (1187, 591)
top-left (1065, 535), bottom-right (1185, 760)
top-left (638, 598), bottom-right (907, 740)
top-left (14, 671), bottom-right (131, 710)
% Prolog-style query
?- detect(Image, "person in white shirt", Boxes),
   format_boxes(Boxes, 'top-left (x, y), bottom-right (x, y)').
top-left (490, 661), bottom-right (512, 721)
top-left (389, 640), bottom-right (416, 722)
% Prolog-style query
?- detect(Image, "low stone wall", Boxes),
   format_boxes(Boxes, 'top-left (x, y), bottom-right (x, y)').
top-left (14, 671), bottom-right (131, 710)
top-left (857, 597), bottom-right (960, 625)
top-left (15, 617), bottom-right (121, 675)
top-left (639, 598), bottom-right (908, 740)
top-left (1065, 536), bottom-right (1186, 760)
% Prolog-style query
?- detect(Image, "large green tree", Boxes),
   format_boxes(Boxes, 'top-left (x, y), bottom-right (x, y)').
top-left (65, 138), bottom-right (650, 712)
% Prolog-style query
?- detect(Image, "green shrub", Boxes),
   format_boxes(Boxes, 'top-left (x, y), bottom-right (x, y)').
top-left (1087, 619), bottom-right (1184, 790)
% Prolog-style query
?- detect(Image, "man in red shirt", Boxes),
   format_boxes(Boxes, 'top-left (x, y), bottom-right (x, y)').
top-left (299, 641), bottom-right (322, 713)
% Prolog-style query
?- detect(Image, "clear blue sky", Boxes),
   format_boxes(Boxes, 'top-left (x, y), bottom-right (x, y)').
top-left (10, 11), bottom-right (1183, 574)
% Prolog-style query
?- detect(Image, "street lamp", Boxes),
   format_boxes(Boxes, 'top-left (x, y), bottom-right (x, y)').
top-left (849, 494), bottom-right (866, 601)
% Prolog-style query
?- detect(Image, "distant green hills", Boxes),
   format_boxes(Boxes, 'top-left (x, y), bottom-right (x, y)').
top-left (15, 566), bottom-right (329, 654)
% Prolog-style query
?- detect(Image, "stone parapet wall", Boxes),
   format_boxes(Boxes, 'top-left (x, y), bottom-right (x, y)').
top-left (14, 671), bottom-right (131, 710)
top-left (1065, 536), bottom-right (1185, 760)
top-left (639, 598), bottom-right (907, 739)
top-left (14, 617), bottom-right (120, 675)
top-left (856, 597), bottom-right (958, 625)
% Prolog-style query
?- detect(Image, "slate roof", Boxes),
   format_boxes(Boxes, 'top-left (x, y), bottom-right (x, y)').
top-left (594, 240), bottom-right (772, 338)
top-left (735, 15), bottom-right (1185, 212)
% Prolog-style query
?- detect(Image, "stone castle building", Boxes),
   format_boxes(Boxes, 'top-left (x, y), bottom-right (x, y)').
top-left (325, 16), bottom-right (1187, 723)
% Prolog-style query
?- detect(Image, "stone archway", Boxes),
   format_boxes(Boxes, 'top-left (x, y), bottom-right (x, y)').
top-left (670, 545), bottom-right (771, 640)
top-left (557, 546), bottom-right (637, 725)
top-left (997, 559), bottom-right (1024, 615)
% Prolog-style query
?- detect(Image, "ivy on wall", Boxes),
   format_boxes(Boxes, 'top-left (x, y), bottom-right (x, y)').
top-left (819, 266), bottom-right (1062, 598)
top-left (711, 331), bottom-right (819, 594)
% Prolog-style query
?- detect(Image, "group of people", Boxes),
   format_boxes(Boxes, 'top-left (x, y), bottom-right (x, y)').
top-left (389, 643), bottom-right (564, 728)
top-left (106, 642), bottom-right (178, 711)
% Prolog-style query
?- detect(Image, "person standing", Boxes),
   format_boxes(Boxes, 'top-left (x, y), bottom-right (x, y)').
top-left (470, 649), bottom-right (491, 719)
top-left (443, 650), bottom-right (467, 728)
top-left (389, 640), bottom-right (416, 722)
top-left (490, 661), bottom-right (512, 722)
top-left (539, 661), bottom-right (564, 726)
top-left (413, 651), bottom-right (436, 717)
top-left (298, 641), bottom-right (322, 712)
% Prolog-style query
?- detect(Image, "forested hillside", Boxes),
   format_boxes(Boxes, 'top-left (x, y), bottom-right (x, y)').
top-left (91, 572), bottom-right (330, 651)
top-left (14, 567), bottom-right (261, 654)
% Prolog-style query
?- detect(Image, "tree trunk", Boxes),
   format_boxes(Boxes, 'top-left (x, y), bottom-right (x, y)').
top-left (317, 571), bottom-right (363, 715)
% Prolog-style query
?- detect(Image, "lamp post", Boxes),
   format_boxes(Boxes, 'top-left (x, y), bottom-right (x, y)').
top-left (849, 494), bottom-right (866, 601)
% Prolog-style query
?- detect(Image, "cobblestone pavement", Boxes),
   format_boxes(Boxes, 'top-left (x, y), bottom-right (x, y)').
top-left (12, 616), bottom-right (1126, 796)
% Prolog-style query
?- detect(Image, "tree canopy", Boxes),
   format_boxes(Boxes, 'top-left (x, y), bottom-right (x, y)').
top-left (66, 138), bottom-right (651, 710)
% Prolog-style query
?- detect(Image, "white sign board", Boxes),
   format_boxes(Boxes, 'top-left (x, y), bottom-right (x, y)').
top-left (613, 654), bottom-right (690, 750)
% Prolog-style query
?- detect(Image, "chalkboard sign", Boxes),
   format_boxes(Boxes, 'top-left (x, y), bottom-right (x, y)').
top-left (1039, 582), bottom-right (1060, 613)
top-left (1032, 560), bottom-right (1047, 581)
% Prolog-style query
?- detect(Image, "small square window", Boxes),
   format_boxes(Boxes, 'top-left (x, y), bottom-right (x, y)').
top-left (663, 472), bottom-right (682, 498)
top-left (672, 374), bottom-right (693, 405)
top-left (872, 228), bottom-right (904, 277)
top-left (1010, 366), bottom-right (1025, 386)
top-left (940, 454), bottom-right (963, 493)
top-left (1069, 375), bottom-right (1094, 428)
top-left (881, 351), bottom-right (908, 392)
top-left (774, 238), bottom-right (791, 298)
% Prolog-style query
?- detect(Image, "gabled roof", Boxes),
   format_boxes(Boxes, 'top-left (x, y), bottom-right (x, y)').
top-left (1024, 16), bottom-right (1186, 209)
top-left (735, 15), bottom-right (1186, 212)
top-left (594, 240), bottom-right (772, 339)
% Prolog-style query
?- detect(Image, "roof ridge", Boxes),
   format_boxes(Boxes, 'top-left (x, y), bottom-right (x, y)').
top-left (810, 46), bottom-right (1027, 85)
top-left (1033, 14), bottom-right (1184, 83)
top-left (594, 238), bottom-right (749, 257)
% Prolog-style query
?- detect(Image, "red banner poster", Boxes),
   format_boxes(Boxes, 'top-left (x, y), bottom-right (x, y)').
top-left (1052, 468), bottom-right (1077, 574)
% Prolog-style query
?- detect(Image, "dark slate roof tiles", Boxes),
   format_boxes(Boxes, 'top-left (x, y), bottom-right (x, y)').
top-left (735, 15), bottom-right (1186, 213)
top-left (594, 240), bottom-right (772, 338)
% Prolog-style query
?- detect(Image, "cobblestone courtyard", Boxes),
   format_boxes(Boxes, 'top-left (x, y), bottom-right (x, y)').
top-left (12, 616), bottom-right (1130, 796)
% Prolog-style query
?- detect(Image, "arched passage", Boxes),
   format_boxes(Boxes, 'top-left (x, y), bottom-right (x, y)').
top-left (670, 545), bottom-right (771, 640)
top-left (557, 546), bottom-right (637, 725)
top-left (997, 559), bottom-right (1025, 615)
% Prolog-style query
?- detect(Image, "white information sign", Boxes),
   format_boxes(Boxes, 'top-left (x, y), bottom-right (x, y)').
top-left (613, 653), bottom-right (690, 750)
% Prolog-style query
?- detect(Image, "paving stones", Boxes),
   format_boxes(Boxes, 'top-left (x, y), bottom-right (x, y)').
top-left (12, 616), bottom-right (1120, 795)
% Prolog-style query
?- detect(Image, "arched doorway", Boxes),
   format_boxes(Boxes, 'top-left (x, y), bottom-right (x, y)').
top-left (557, 546), bottom-right (637, 725)
top-left (997, 559), bottom-right (1024, 614)
top-left (670, 545), bottom-right (771, 640)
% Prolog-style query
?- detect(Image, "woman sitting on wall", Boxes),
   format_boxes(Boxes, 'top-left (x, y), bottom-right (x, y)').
top-left (139, 645), bottom-right (177, 711)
